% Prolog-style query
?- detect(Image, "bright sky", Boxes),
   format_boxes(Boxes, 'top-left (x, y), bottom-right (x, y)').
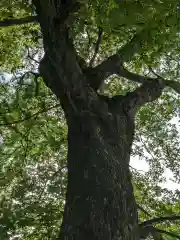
top-left (130, 156), bottom-right (180, 191)
top-left (130, 115), bottom-right (180, 192)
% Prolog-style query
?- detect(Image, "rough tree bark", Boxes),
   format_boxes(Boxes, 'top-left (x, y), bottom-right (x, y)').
top-left (32, 1), bottom-right (165, 239)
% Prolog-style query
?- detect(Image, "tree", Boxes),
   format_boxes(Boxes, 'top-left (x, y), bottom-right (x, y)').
top-left (1, 0), bottom-right (180, 239)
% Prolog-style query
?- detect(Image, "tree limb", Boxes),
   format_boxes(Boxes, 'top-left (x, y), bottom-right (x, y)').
top-left (139, 225), bottom-right (164, 240)
top-left (156, 228), bottom-right (180, 239)
top-left (85, 57), bottom-right (180, 94)
top-left (116, 67), bottom-right (180, 94)
top-left (140, 216), bottom-right (180, 227)
top-left (86, 25), bottom-right (153, 89)
top-left (83, 54), bottom-right (123, 90)
top-left (139, 225), bottom-right (180, 240)
top-left (84, 55), bottom-right (154, 91)
top-left (113, 79), bottom-right (164, 114)
top-left (0, 16), bottom-right (38, 28)
top-left (137, 206), bottom-right (180, 240)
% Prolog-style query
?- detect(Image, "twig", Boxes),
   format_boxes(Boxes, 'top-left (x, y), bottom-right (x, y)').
top-left (37, 165), bottom-right (67, 200)
top-left (137, 204), bottom-right (151, 217)
top-left (86, 28), bottom-right (92, 53)
top-left (20, 127), bottom-right (31, 161)
top-left (129, 165), bottom-right (147, 174)
top-left (18, 71), bottom-right (40, 85)
top-left (89, 27), bottom-right (103, 67)
top-left (27, 47), bottom-right (40, 64)
top-left (19, 71), bottom-right (40, 96)
top-left (148, 65), bottom-right (163, 80)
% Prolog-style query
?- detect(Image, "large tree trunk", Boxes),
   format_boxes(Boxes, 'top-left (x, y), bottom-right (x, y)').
top-left (58, 98), bottom-right (139, 240)
top-left (39, 45), bottom-right (140, 238)
top-left (32, 1), bottom-right (164, 239)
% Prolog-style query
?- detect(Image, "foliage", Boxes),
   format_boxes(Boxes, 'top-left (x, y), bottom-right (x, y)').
top-left (0, 0), bottom-right (180, 239)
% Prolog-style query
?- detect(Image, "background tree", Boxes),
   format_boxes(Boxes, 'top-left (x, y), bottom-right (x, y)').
top-left (0, 0), bottom-right (180, 239)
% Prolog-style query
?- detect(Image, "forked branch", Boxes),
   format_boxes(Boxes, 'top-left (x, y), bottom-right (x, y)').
top-left (88, 53), bottom-right (180, 94)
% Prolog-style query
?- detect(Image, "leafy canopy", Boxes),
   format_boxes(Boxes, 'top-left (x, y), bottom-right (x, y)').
top-left (0, 0), bottom-right (180, 239)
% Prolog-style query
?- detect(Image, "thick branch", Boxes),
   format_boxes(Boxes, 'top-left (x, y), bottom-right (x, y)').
top-left (0, 16), bottom-right (38, 27)
top-left (83, 54), bottom-right (122, 90)
top-left (121, 79), bottom-right (164, 113)
top-left (85, 62), bottom-right (165, 109)
top-left (84, 55), bottom-right (155, 91)
top-left (86, 56), bottom-right (180, 94)
top-left (156, 229), bottom-right (180, 239)
top-left (140, 216), bottom-right (180, 227)
top-left (105, 79), bottom-right (163, 118)
top-left (86, 25), bottom-right (153, 89)
top-left (118, 68), bottom-right (180, 94)
top-left (137, 207), bottom-right (180, 240)
top-left (139, 225), bottom-right (180, 240)
top-left (139, 225), bottom-right (164, 240)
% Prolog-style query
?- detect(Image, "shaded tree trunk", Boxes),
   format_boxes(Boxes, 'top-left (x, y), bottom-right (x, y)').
top-left (39, 49), bottom-right (140, 238)
top-left (59, 98), bottom-right (139, 239)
